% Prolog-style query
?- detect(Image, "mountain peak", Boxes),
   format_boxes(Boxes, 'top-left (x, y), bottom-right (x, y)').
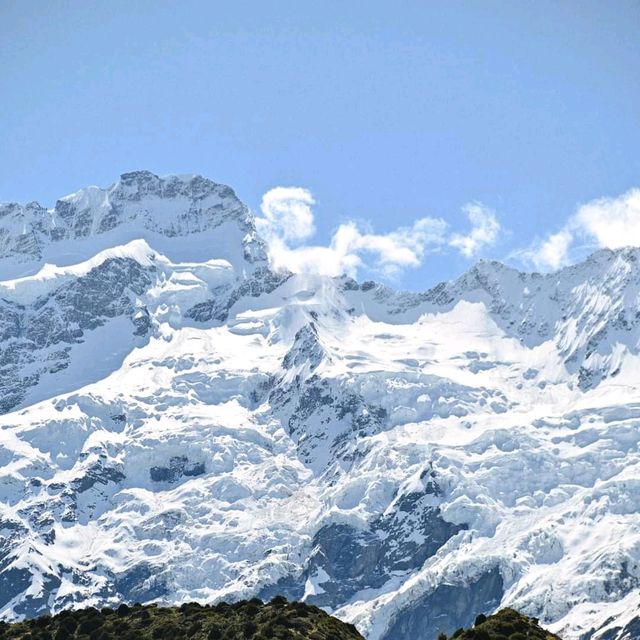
top-left (113, 170), bottom-right (234, 199)
top-left (0, 171), bottom-right (266, 277)
top-left (119, 168), bottom-right (160, 184)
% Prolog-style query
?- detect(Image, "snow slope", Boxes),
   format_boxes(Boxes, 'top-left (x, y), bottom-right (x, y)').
top-left (1, 172), bottom-right (640, 640)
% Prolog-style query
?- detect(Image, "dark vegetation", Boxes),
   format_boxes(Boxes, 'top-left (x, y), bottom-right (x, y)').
top-left (437, 608), bottom-right (561, 640)
top-left (0, 598), bottom-right (364, 640)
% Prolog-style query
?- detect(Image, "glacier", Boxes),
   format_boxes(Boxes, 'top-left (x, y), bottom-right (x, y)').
top-left (1, 171), bottom-right (640, 639)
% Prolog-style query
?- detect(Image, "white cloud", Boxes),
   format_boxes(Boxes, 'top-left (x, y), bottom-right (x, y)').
top-left (265, 217), bottom-right (449, 279)
top-left (522, 188), bottom-right (640, 271)
top-left (256, 187), bottom-right (502, 280)
top-left (524, 229), bottom-right (574, 271)
top-left (574, 188), bottom-right (640, 250)
top-left (449, 203), bottom-right (501, 258)
top-left (258, 186), bottom-right (316, 243)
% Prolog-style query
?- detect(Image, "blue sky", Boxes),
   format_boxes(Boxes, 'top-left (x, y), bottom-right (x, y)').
top-left (1, 1), bottom-right (639, 289)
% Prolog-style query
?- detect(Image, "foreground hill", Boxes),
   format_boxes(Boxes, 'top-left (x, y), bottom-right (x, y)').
top-left (0, 599), bottom-right (364, 640)
top-left (439, 609), bottom-right (561, 640)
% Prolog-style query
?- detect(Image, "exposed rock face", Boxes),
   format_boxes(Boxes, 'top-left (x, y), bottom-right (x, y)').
top-left (1, 173), bottom-right (640, 640)
top-left (383, 568), bottom-right (504, 640)
top-left (150, 456), bottom-right (206, 483)
top-left (0, 257), bottom-right (156, 413)
top-left (303, 474), bottom-right (465, 608)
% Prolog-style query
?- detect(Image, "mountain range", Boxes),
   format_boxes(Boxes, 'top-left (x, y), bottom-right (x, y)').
top-left (2, 171), bottom-right (640, 640)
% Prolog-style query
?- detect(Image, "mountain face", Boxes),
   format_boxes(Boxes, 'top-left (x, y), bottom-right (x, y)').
top-left (1, 172), bottom-right (640, 640)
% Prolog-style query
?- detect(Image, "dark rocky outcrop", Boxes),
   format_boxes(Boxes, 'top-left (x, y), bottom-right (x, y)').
top-left (383, 568), bottom-right (504, 640)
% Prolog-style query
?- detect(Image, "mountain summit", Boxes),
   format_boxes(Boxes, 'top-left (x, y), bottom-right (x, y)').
top-left (1, 173), bottom-right (640, 640)
top-left (0, 171), bottom-right (267, 276)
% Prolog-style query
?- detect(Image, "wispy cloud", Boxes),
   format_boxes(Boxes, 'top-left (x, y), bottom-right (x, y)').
top-left (576, 188), bottom-right (640, 249)
top-left (449, 202), bottom-right (501, 258)
top-left (519, 229), bottom-right (574, 271)
top-left (256, 187), bottom-right (503, 279)
top-left (519, 188), bottom-right (640, 271)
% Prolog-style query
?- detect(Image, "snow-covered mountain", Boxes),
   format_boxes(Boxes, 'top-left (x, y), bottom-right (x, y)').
top-left (2, 171), bottom-right (640, 640)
